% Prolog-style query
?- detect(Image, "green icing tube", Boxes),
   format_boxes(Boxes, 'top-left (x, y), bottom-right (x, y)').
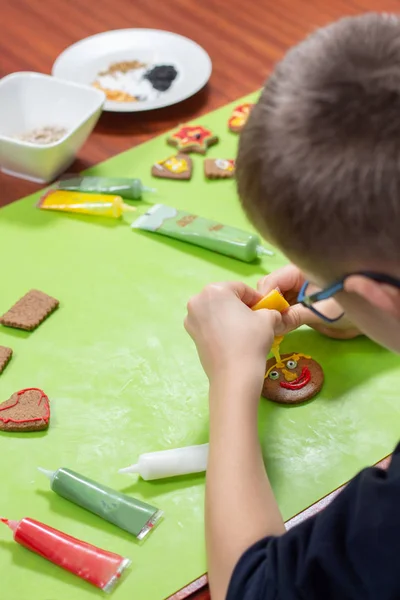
top-left (131, 204), bottom-right (274, 262)
top-left (57, 176), bottom-right (155, 200)
top-left (38, 467), bottom-right (162, 540)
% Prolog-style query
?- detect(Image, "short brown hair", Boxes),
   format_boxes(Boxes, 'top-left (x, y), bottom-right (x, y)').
top-left (237, 13), bottom-right (400, 266)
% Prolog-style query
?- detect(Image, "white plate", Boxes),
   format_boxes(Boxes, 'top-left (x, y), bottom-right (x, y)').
top-left (52, 29), bottom-right (212, 113)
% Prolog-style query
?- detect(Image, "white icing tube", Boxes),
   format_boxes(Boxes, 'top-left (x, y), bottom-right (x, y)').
top-left (118, 444), bottom-right (209, 480)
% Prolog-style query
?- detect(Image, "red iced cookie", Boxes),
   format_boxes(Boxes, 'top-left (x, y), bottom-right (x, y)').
top-left (0, 388), bottom-right (50, 432)
top-left (167, 126), bottom-right (218, 154)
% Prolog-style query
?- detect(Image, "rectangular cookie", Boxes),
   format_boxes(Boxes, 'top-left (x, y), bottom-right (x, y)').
top-left (0, 346), bottom-right (12, 374)
top-left (152, 154), bottom-right (192, 180)
top-left (204, 158), bottom-right (236, 179)
top-left (0, 290), bottom-right (59, 331)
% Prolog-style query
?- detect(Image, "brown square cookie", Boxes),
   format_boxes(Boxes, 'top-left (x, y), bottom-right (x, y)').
top-left (0, 346), bottom-right (12, 374)
top-left (152, 154), bottom-right (192, 180)
top-left (204, 158), bottom-right (236, 179)
top-left (0, 290), bottom-right (59, 331)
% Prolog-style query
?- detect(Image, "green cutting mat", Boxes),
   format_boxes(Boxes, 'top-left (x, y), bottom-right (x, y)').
top-left (1, 92), bottom-right (400, 600)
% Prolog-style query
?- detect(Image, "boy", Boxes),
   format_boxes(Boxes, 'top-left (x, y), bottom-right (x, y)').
top-left (185, 13), bottom-right (400, 600)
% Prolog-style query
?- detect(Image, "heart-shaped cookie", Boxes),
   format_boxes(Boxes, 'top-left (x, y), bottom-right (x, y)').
top-left (0, 388), bottom-right (50, 432)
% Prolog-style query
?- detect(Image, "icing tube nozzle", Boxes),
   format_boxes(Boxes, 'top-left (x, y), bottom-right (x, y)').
top-left (0, 518), bottom-right (18, 532)
top-left (256, 246), bottom-right (275, 257)
top-left (118, 464), bottom-right (139, 475)
top-left (37, 467), bottom-right (56, 483)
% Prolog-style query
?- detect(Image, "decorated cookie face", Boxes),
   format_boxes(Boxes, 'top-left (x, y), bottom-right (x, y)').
top-left (151, 154), bottom-right (193, 180)
top-left (262, 353), bottom-right (324, 405)
top-left (228, 103), bottom-right (255, 133)
top-left (168, 126), bottom-right (218, 154)
top-left (204, 158), bottom-right (236, 179)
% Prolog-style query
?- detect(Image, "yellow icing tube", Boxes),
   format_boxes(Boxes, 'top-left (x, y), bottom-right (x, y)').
top-left (252, 290), bottom-right (290, 365)
top-left (251, 289), bottom-right (290, 313)
top-left (37, 190), bottom-right (137, 219)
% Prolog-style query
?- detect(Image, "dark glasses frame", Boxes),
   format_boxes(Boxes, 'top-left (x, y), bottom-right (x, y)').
top-left (297, 271), bottom-right (400, 323)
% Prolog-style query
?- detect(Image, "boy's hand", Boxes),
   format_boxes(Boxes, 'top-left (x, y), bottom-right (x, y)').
top-left (258, 265), bottom-right (362, 340)
top-left (185, 282), bottom-right (282, 384)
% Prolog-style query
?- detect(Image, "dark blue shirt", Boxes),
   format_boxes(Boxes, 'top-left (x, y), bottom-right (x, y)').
top-left (227, 444), bottom-right (400, 600)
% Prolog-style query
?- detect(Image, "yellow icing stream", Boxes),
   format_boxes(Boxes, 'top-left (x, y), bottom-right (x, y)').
top-left (265, 353), bottom-right (312, 379)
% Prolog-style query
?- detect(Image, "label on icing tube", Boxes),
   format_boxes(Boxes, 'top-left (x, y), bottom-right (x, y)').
top-left (132, 204), bottom-right (273, 262)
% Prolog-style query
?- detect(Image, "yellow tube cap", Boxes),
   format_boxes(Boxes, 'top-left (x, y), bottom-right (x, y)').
top-left (251, 289), bottom-right (290, 313)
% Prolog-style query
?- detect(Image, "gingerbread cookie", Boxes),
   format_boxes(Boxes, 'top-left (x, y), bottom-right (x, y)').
top-left (0, 388), bottom-right (50, 432)
top-left (0, 346), bottom-right (12, 375)
top-left (262, 353), bottom-right (324, 405)
top-left (204, 158), bottom-right (235, 179)
top-left (228, 103), bottom-right (254, 133)
top-left (152, 154), bottom-right (192, 180)
top-left (0, 290), bottom-right (59, 331)
top-left (167, 126), bottom-right (218, 155)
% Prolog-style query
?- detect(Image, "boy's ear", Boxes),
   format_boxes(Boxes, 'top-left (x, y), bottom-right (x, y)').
top-left (344, 275), bottom-right (400, 318)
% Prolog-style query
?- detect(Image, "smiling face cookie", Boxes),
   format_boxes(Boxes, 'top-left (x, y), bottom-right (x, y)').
top-left (262, 353), bottom-right (324, 405)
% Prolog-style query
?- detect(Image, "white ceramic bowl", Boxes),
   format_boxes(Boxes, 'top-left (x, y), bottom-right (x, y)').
top-left (0, 72), bottom-right (105, 183)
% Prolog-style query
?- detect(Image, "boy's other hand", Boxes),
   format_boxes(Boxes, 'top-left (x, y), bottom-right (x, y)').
top-left (185, 282), bottom-right (282, 383)
top-left (258, 265), bottom-right (362, 340)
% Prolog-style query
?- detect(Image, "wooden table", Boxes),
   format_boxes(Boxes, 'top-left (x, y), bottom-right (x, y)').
top-left (1, 0), bottom-right (398, 597)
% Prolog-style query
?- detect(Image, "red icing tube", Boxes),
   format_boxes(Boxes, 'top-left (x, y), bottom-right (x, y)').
top-left (1, 517), bottom-right (130, 593)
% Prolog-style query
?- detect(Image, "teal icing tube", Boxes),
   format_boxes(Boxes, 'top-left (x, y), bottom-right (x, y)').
top-left (38, 467), bottom-right (162, 540)
top-left (131, 204), bottom-right (274, 262)
top-left (57, 176), bottom-right (155, 200)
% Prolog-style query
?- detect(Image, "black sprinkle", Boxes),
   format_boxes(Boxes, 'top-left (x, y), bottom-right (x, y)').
top-left (144, 65), bottom-right (178, 92)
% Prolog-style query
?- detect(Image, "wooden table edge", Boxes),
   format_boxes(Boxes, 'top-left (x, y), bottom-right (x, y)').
top-left (166, 453), bottom-right (392, 599)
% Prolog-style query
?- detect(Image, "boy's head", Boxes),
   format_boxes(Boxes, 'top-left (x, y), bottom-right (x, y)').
top-left (236, 13), bottom-right (400, 352)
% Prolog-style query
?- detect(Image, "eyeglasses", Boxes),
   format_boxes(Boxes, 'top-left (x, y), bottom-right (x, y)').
top-left (297, 271), bottom-right (400, 323)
